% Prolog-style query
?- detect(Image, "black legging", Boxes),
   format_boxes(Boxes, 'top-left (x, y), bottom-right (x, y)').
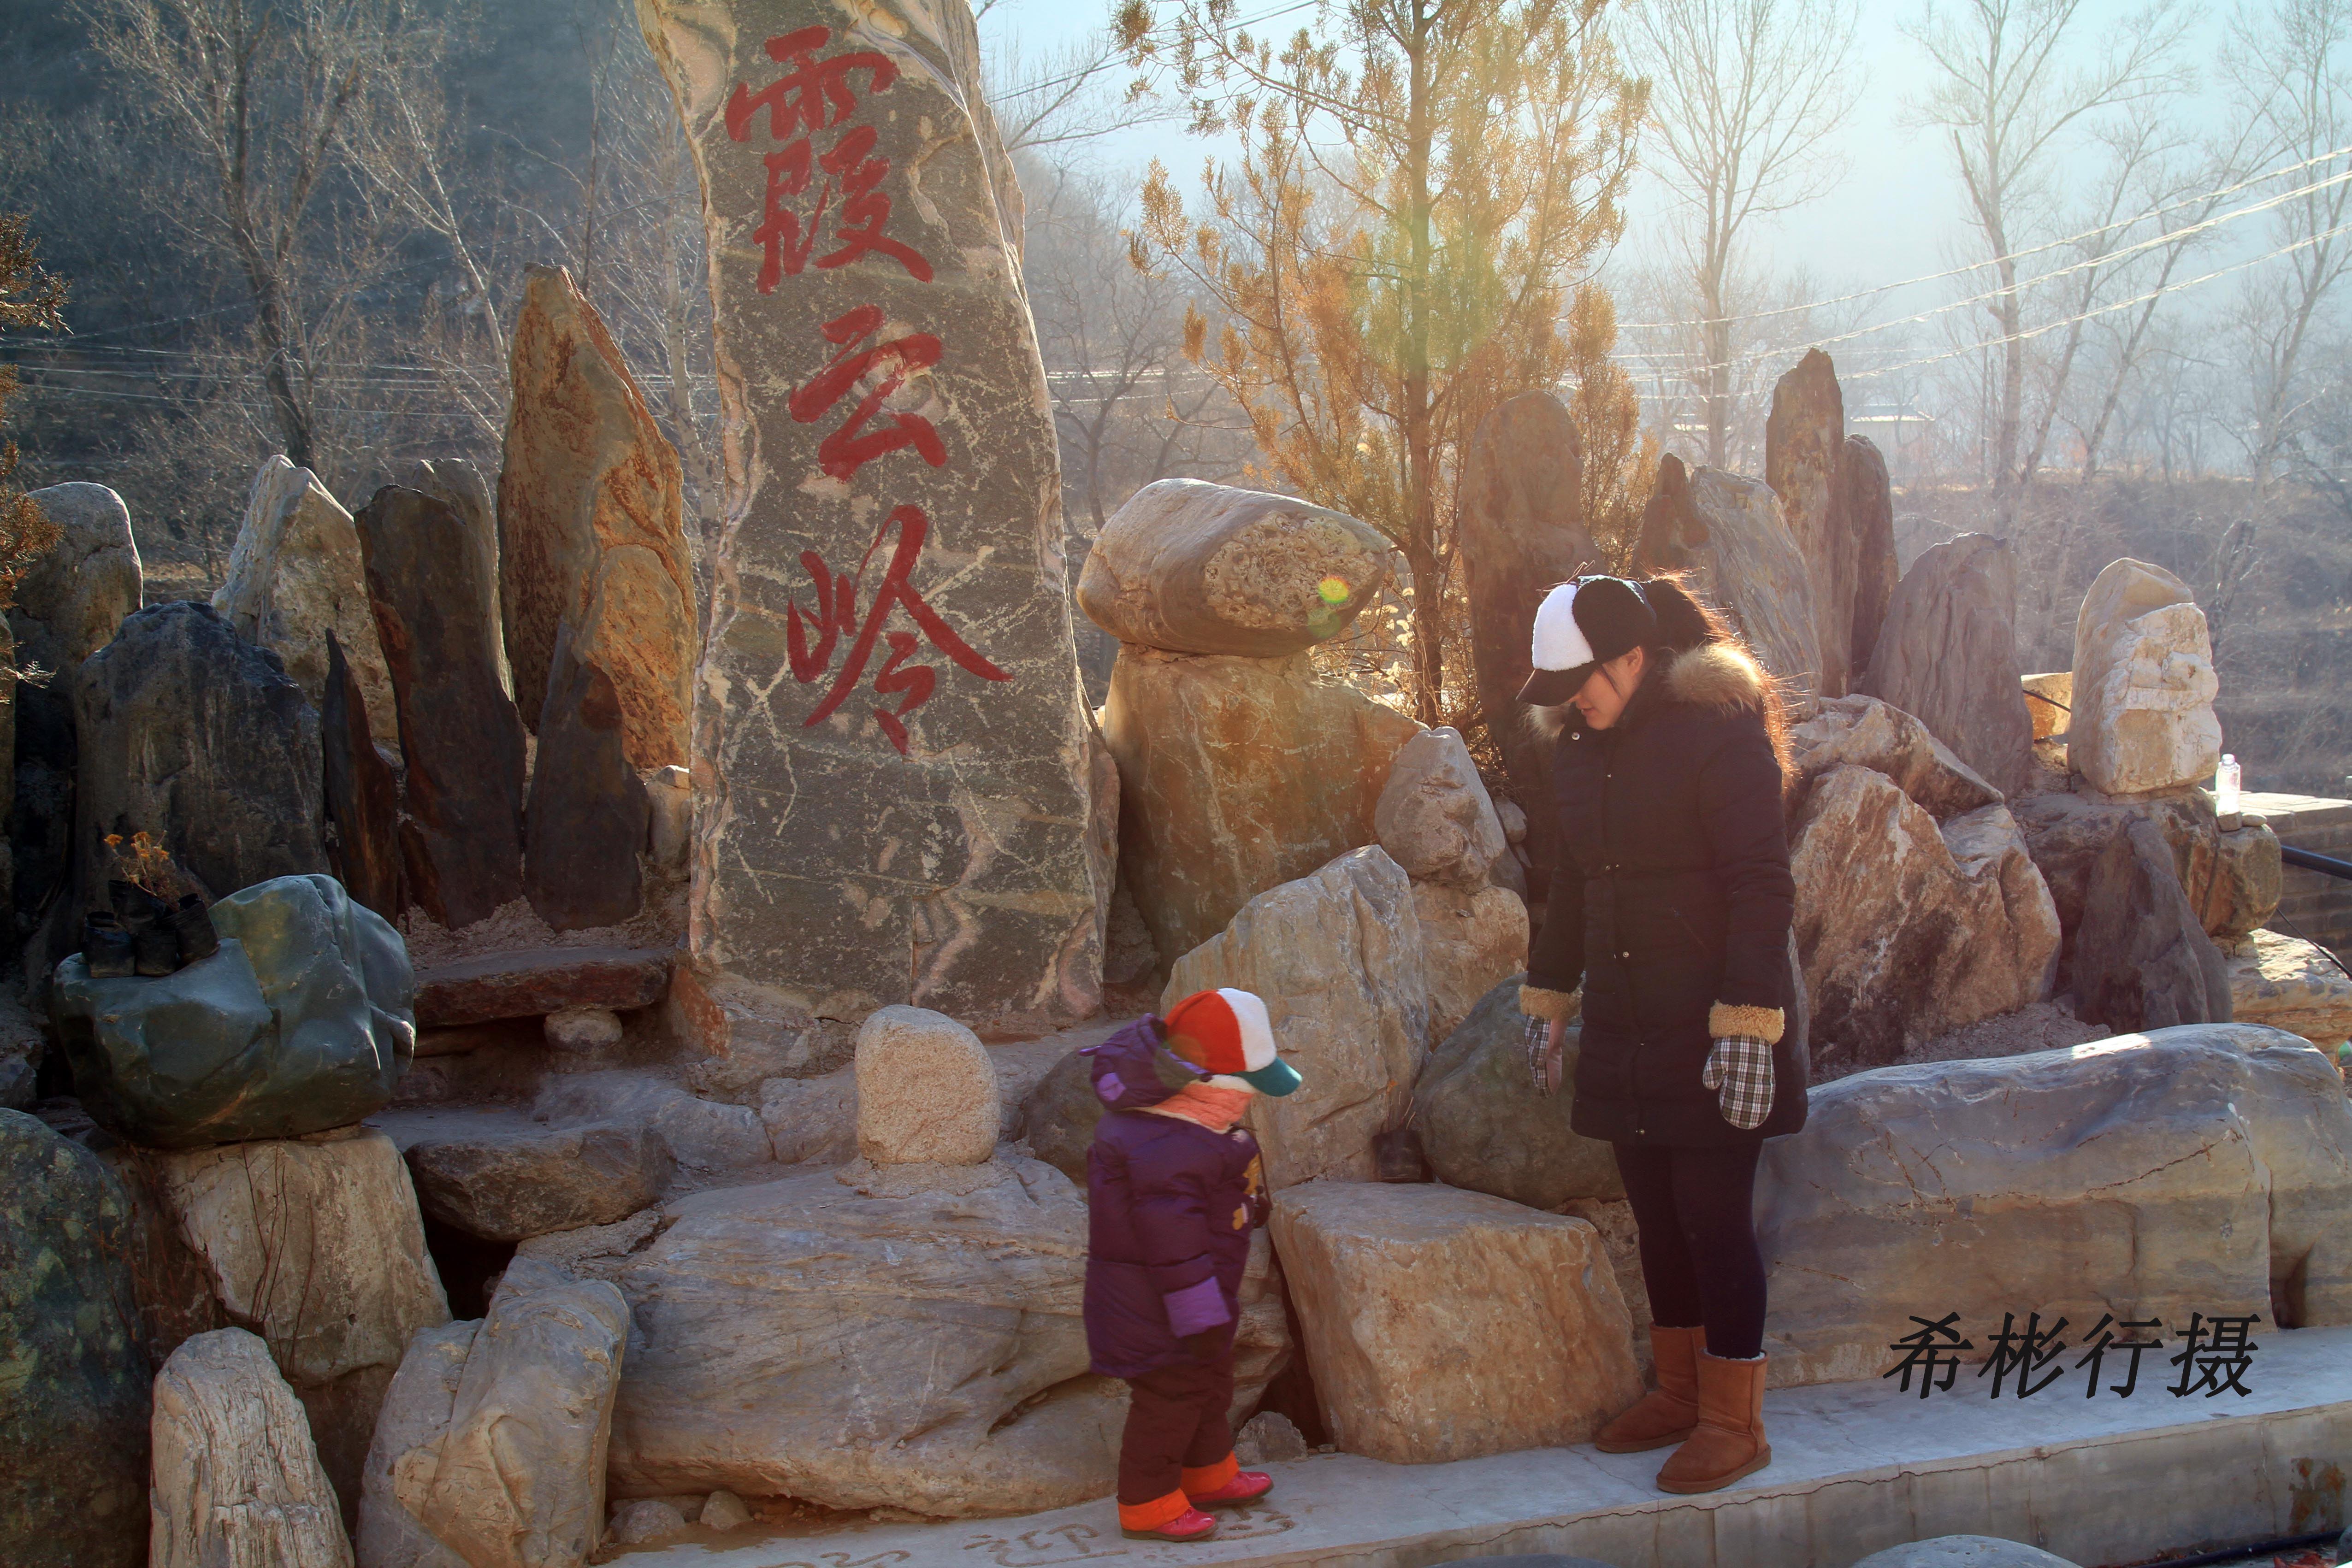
top-left (1612, 1141), bottom-right (1767, 1360)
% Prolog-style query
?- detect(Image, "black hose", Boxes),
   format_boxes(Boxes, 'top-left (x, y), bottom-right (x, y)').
top-left (2283, 844), bottom-right (2352, 881)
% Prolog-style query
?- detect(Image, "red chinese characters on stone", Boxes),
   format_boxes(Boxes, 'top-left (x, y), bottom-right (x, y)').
top-left (786, 505), bottom-right (1010, 755)
top-left (727, 26), bottom-right (933, 289)
top-left (789, 304), bottom-right (946, 483)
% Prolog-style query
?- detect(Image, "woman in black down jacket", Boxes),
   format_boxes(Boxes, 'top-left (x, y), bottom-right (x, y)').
top-left (1516, 572), bottom-right (1802, 1497)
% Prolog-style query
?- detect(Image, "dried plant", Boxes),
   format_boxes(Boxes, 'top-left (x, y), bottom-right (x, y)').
top-left (104, 831), bottom-right (194, 902)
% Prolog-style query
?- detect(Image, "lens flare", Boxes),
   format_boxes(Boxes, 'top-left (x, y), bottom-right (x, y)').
top-left (1317, 576), bottom-right (1350, 605)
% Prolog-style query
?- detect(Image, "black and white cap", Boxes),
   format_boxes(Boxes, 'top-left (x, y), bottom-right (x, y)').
top-left (1516, 576), bottom-right (1660, 706)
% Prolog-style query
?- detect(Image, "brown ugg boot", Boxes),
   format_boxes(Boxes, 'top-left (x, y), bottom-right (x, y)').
top-left (1593, 1324), bottom-right (1704, 1453)
top-left (1655, 1350), bottom-right (1770, 1493)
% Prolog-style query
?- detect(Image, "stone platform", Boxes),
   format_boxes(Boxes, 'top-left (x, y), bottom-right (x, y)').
top-left (607, 1325), bottom-right (2352, 1568)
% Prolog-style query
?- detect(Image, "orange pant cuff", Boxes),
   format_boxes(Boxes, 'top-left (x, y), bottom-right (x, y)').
top-left (1181, 1453), bottom-right (1239, 1492)
top-left (1117, 1489), bottom-right (1194, 1531)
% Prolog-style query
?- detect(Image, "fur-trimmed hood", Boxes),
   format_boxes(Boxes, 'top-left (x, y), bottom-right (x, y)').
top-left (1527, 642), bottom-right (1773, 742)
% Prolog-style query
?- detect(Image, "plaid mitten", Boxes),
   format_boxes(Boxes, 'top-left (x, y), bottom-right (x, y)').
top-left (1523, 1015), bottom-right (1558, 1096)
top-left (1701, 1036), bottom-right (1773, 1130)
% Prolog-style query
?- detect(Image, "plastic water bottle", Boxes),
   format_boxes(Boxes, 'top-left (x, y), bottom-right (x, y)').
top-left (2216, 754), bottom-right (2242, 819)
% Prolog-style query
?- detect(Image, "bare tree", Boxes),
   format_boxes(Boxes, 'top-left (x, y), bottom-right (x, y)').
top-left (2218, 0), bottom-right (2352, 491)
top-left (1626, 0), bottom-right (1860, 466)
top-left (76, 0), bottom-right (429, 473)
top-left (1906, 0), bottom-right (2190, 525)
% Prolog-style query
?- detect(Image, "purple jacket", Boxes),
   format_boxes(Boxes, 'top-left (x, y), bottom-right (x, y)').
top-left (1081, 1014), bottom-right (1269, 1379)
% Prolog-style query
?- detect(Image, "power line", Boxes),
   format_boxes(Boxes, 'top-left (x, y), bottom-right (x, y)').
top-left (1619, 139), bottom-right (2352, 339)
top-left (988, 0), bottom-right (1319, 105)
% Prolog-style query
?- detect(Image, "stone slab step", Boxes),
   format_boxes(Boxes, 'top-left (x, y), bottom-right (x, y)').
top-left (414, 946), bottom-right (674, 1028)
top-left (604, 1324), bottom-right (2352, 1568)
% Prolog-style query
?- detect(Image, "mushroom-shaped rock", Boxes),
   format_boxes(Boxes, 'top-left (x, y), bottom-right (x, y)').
top-left (855, 1005), bottom-right (1000, 1166)
top-left (1078, 478), bottom-right (1391, 656)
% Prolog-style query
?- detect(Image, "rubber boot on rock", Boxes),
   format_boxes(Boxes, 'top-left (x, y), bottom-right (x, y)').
top-left (1655, 1350), bottom-right (1770, 1494)
top-left (1593, 1323), bottom-right (1703, 1454)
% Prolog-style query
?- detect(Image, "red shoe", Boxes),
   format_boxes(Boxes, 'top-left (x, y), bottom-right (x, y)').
top-left (1119, 1505), bottom-right (1219, 1543)
top-left (1187, 1470), bottom-right (1273, 1509)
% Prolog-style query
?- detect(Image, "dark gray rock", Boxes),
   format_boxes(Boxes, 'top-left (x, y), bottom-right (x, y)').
top-left (1861, 535), bottom-right (2035, 797)
top-left (640, 0), bottom-right (1102, 1034)
top-left (1458, 391), bottom-right (1601, 902)
top-left (1838, 434), bottom-right (1898, 675)
top-left (71, 600), bottom-right (326, 911)
top-left (378, 1106), bottom-right (673, 1241)
top-left (1020, 1044), bottom-right (1103, 1184)
top-left (2074, 818), bottom-right (2234, 1032)
top-left (385, 457), bottom-right (507, 699)
top-left (1412, 976), bottom-right (1625, 1208)
top-left (51, 873), bottom-right (416, 1149)
top-left (1765, 348), bottom-right (1852, 696)
top-left (524, 631), bottom-right (648, 931)
top-left (0, 1107), bottom-right (149, 1568)
top-left (357, 486), bottom-right (527, 930)
top-left (322, 628), bottom-right (403, 920)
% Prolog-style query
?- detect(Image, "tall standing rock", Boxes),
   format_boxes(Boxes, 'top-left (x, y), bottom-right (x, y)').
top-left (0, 1109), bottom-right (149, 1568)
top-left (12, 483), bottom-right (142, 958)
top-left (1458, 391), bottom-right (1599, 896)
top-left (322, 630), bottom-right (403, 919)
top-left (357, 487), bottom-right (528, 930)
top-left (1635, 455), bottom-right (1823, 708)
top-left (1837, 434), bottom-right (1899, 674)
top-left (2069, 558), bottom-right (2222, 796)
top-left (1861, 534), bottom-right (2036, 796)
top-left (497, 265), bottom-right (696, 767)
top-left (2074, 818), bottom-right (2234, 1032)
top-left (1765, 348), bottom-right (1852, 696)
top-left (148, 1329), bottom-right (355, 1568)
top-left (73, 601), bottom-right (327, 908)
top-left (524, 629), bottom-right (650, 931)
top-left (213, 455), bottom-right (401, 743)
top-left (640, 0), bottom-right (1103, 1032)
top-left (387, 458), bottom-right (508, 700)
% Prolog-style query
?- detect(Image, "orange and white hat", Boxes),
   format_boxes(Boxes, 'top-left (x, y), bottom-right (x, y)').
top-left (1161, 988), bottom-right (1302, 1097)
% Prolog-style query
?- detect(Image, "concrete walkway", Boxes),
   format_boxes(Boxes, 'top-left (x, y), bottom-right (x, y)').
top-left (606, 1324), bottom-right (2352, 1568)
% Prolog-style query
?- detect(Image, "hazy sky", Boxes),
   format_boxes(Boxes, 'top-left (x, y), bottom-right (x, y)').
top-left (975, 0), bottom-right (2267, 386)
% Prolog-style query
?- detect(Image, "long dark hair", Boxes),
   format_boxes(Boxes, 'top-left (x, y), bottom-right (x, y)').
top-left (1638, 572), bottom-right (1794, 778)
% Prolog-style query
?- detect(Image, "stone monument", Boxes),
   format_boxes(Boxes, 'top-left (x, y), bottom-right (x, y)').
top-left (639, 0), bottom-right (1102, 1036)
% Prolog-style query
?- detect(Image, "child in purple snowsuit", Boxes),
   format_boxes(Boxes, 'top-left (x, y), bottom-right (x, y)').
top-left (1081, 987), bottom-right (1301, 1544)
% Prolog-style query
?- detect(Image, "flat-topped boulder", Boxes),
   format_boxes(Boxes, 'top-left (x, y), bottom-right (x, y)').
top-left (414, 946), bottom-right (672, 1027)
top-left (376, 1106), bottom-right (675, 1242)
top-left (1076, 478), bottom-right (1391, 656)
top-left (2228, 928), bottom-right (2352, 1049)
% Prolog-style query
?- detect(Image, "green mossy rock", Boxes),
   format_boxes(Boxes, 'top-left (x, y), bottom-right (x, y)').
top-left (52, 873), bottom-right (417, 1149)
top-left (1411, 975), bottom-right (1625, 1208)
top-left (0, 1108), bottom-right (150, 1568)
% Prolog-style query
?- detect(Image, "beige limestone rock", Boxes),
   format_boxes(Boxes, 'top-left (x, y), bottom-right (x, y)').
top-left (14, 481), bottom-right (141, 677)
top-left (1105, 645), bottom-right (1423, 964)
top-left (149, 1129), bottom-right (451, 1513)
top-left (644, 765), bottom-right (691, 872)
top-left (1076, 478), bottom-right (1391, 656)
top-left (1270, 1181), bottom-right (1642, 1463)
top-left (1793, 767), bottom-right (2060, 1074)
top-left (1164, 847), bottom-right (1430, 1187)
top-left (1636, 455), bottom-right (1824, 708)
top-left (215, 455), bottom-right (399, 742)
top-left (405, 1279), bottom-right (630, 1568)
top-left (1412, 881), bottom-right (1530, 1046)
top-left (1859, 534), bottom-right (2035, 796)
top-left (759, 1066), bottom-right (859, 1166)
top-left (2022, 671), bottom-right (2072, 741)
top-left (2069, 558), bottom-right (2222, 796)
top-left (1374, 726), bottom-right (1507, 886)
top-left (639, 0), bottom-right (1102, 1038)
top-left (2229, 929), bottom-right (2352, 1048)
top-left (1790, 694), bottom-right (2004, 819)
top-left (700, 1490), bottom-right (753, 1532)
top-left (854, 1005), bottom-right (999, 1166)
top-left (1757, 1024), bottom-right (2352, 1386)
top-left (607, 1499), bottom-right (687, 1545)
top-left (600, 1160), bottom-right (1123, 1517)
top-left (149, 1328), bottom-right (355, 1568)
top-left (497, 265), bottom-right (694, 768)
top-left (356, 1321), bottom-right (476, 1568)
